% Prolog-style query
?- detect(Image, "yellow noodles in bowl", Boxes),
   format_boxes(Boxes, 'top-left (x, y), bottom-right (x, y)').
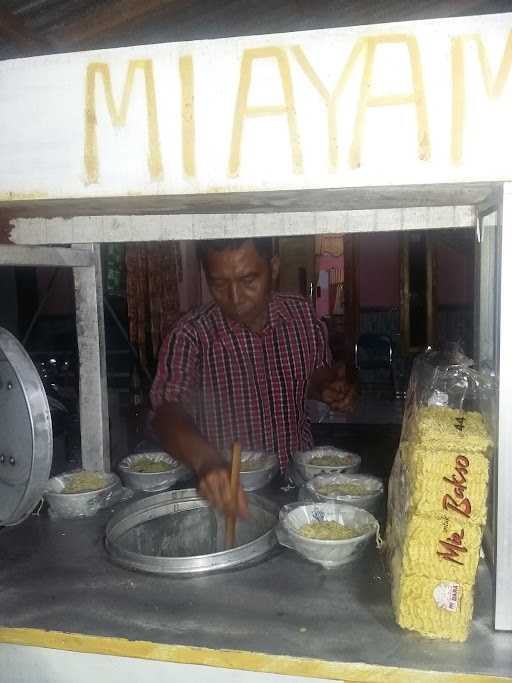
top-left (240, 457), bottom-right (266, 472)
top-left (63, 472), bottom-right (107, 493)
top-left (317, 482), bottom-right (369, 497)
top-left (130, 458), bottom-right (174, 473)
top-left (298, 520), bottom-right (363, 540)
top-left (311, 454), bottom-right (350, 467)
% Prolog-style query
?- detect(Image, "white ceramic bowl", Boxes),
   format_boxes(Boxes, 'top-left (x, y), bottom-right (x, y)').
top-left (45, 471), bottom-right (121, 518)
top-left (236, 451), bottom-right (279, 491)
top-left (278, 502), bottom-right (378, 568)
top-left (118, 452), bottom-right (191, 492)
top-left (305, 473), bottom-right (384, 515)
top-left (292, 447), bottom-right (361, 483)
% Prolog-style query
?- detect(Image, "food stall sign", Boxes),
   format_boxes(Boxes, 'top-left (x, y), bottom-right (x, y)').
top-left (0, 13), bottom-right (511, 206)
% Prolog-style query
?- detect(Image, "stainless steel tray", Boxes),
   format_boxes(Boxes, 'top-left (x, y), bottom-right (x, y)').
top-left (105, 489), bottom-right (279, 575)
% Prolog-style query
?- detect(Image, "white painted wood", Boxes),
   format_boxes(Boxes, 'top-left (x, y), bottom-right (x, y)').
top-left (0, 245), bottom-right (93, 267)
top-left (73, 244), bottom-right (110, 472)
top-left (9, 206), bottom-right (475, 245)
top-left (0, 645), bottom-right (331, 683)
top-left (0, 183), bottom-right (497, 217)
top-left (495, 182), bottom-right (512, 631)
top-left (0, 14), bottom-right (511, 206)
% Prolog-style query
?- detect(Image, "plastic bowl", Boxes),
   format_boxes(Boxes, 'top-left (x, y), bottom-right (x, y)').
top-left (45, 471), bottom-right (121, 518)
top-left (305, 473), bottom-right (384, 515)
top-left (118, 452), bottom-right (191, 493)
top-left (224, 450), bottom-right (279, 491)
top-left (305, 399), bottom-right (331, 423)
top-left (292, 447), bottom-right (361, 483)
top-left (278, 502), bottom-right (378, 568)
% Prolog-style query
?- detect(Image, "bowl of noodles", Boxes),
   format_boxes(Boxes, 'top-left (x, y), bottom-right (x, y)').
top-left (291, 447), bottom-right (361, 483)
top-left (276, 502), bottom-right (379, 568)
top-left (305, 474), bottom-right (384, 515)
top-left (229, 450), bottom-right (279, 491)
top-left (45, 470), bottom-right (123, 518)
top-left (118, 452), bottom-right (191, 492)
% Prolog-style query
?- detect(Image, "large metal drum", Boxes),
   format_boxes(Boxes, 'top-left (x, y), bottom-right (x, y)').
top-left (105, 489), bottom-right (279, 574)
top-left (0, 327), bottom-right (52, 526)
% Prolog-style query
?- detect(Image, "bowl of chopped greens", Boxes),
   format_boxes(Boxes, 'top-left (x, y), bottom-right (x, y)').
top-left (118, 452), bottom-right (191, 492)
top-left (305, 474), bottom-right (384, 515)
top-left (276, 502), bottom-right (379, 568)
top-left (291, 447), bottom-right (361, 483)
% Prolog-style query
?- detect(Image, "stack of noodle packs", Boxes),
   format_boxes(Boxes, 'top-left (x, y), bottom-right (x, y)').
top-left (386, 349), bottom-right (495, 642)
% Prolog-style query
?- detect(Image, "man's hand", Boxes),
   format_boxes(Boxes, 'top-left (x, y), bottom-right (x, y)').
top-left (319, 366), bottom-right (358, 413)
top-left (197, 464), bottom-right (249, 519)
top-left (152, 402), bottom-right (249, 518)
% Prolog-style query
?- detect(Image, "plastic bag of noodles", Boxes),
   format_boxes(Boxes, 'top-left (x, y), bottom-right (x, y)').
top-left (386, 345), bottom-right (495, 642)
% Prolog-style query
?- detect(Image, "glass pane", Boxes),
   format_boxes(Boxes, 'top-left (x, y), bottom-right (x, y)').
top-left (478, 210), bottom-right (499, 563)
top-left (479, 211), bottom-right (498, 369)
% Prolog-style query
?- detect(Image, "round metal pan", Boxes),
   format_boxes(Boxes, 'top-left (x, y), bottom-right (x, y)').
top-left (105, 489), bottom-right (279, 575)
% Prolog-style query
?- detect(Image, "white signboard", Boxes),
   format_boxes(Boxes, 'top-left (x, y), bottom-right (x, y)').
top-left (0, 13), bottom-right (511, 203)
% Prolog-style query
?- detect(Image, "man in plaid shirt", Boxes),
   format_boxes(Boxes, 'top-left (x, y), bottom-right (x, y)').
top-left (151, 237), bottom-right (355, 518)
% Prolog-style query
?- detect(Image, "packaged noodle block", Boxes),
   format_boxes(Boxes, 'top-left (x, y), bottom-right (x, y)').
top-left (390, 549), bottom-right (474, 643)
top-left (385, 447), bottom-right (415, 553)
top-left (386, 352), bottom-right (496, 643)
top-left (403, 445), bottom-right (490, 527)
top-left (401, 513), bottom-right (482, 584)
top-left (410, 406), bottom-right (493, 455)
top-left (385, 440), bottom-right (485, 641)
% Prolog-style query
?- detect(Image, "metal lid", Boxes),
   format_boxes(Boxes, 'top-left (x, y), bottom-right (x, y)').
top-left (0, 327), bottom-right (52, 526)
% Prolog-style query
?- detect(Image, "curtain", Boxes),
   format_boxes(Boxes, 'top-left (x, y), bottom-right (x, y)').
top-left (126, 243), bottom-right (181, 372)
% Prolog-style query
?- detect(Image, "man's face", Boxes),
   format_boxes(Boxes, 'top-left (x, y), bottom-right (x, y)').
top-left (204, 242), bottom-right (279, 332)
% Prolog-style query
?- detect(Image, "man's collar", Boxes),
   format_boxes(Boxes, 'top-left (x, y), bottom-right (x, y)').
top-left (268, 293), bottom-right (292, 327)
top-left (216, 293), bottom-right (291, 336)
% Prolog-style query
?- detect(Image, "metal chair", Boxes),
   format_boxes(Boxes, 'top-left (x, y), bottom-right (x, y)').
top-left (355, 333), bottom-right (396, 398)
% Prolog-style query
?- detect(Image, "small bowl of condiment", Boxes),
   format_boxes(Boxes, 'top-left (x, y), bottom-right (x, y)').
top-left (118, 452), bottom-right (191, 492)
top-left (291, 446), bottom-right (361, 483)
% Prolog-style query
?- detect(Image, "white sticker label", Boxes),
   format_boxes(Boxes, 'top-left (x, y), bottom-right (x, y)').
top-left (428, 390), bottom-right (449, 407)
top-left (433, 582), bottom-right (462, 612)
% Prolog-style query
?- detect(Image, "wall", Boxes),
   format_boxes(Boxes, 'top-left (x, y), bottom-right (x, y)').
top-left (358, 233), bottom-right (400, 308)
top-left (435, 234), bottom-right (474, 353)
top-left (357, 231), bottom-right (474, 309)
top-left (436, 240), bottom-right (474, 305)
top-left (278, 236), bottom-right (315, 295)
top-left (316, 254), bottom-right (343, 317)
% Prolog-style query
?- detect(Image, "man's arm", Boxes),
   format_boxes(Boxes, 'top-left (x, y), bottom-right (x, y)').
top-left (152, 401), bottom-right (247, 517)
top-left (307, 366), bottom-right (338, 401)
top-left (308, 365), bottom-right (357, 412)
top-left (151, 321), bottom-right (248, 519)
top-left (307, 310), bottom-right (357, 411)
top-left (152, 401), bottom-right (220, 476)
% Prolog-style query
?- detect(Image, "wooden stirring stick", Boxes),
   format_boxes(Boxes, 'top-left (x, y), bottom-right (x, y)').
top-left (225, 440), bottom-right (241, 549)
